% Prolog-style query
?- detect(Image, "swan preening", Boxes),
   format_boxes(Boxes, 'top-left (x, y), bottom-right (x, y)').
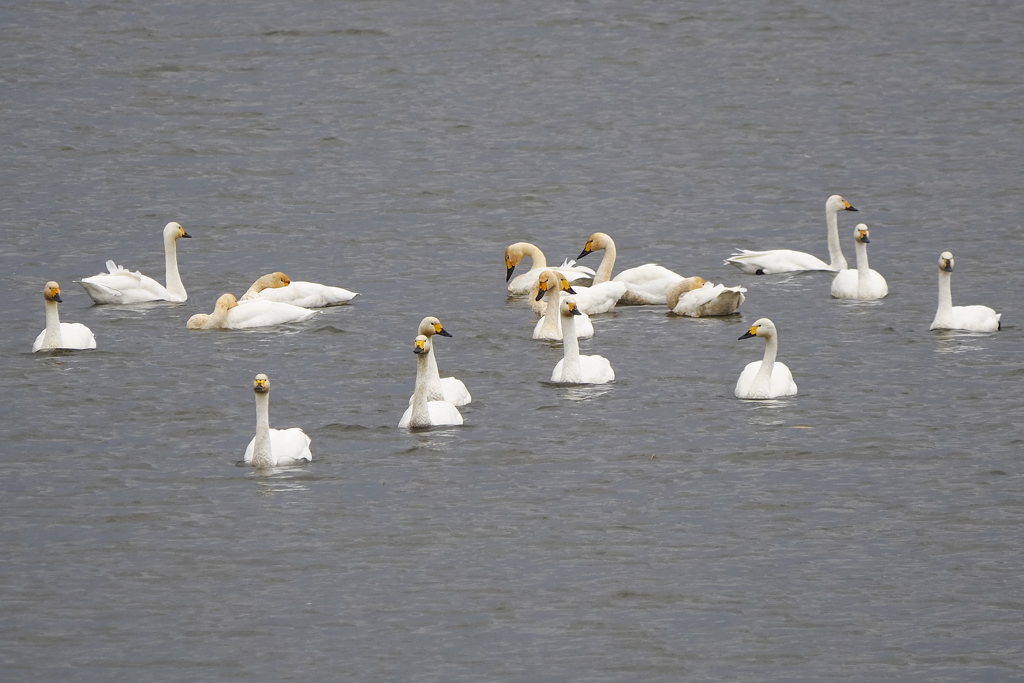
top-left (32, 281), bottom-right (97, 352)
top-left (830, 224), bottom-right (888, 300)
top-left (241, 271), bottom-right (358, 308)
top-left (725, 195), bottom-right (858, 274)
top-left (734, 318), bottom-right (798, 399)
top-left (407, 316), bottom-right (472, 406)
top-left (533, 270), bottom-right (594, 340)
top-left (930, 252), bottom-right (1001, 332)
top-left (186, 293), bottom-right (317, 330)
top-left (504, 242), bottom-right (595, 295)
top-left (666, 277), bottom-right (746, 317)
top-left (77, 221), bottom-right (192, 304)
top-left (550, 298), bottom-right (615, 384)
top-left (576, 232), bottom-right (686, 305)
top-left (399, 335), bottom-right (465, 429)
top-left (243, 373), bottom-right (312, 468)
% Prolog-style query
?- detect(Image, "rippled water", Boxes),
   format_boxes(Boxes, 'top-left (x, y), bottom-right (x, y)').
top-left (3, 0), bottom-right (1023, 680)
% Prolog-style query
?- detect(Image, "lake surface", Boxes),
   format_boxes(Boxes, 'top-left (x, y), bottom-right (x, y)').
top-left (2, 0), bottom-right (1023, 680)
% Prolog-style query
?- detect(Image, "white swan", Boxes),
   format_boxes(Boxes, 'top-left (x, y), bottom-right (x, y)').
top-left (576, 232), bottom-right (686, 305)
top-left (725, 195), bottom-right (859, 274)
top-left (32, 281), bottom-right (97, 352)
top-left (666, 277), bottom-right (746, 317)
top-left (399, 335), bottom-right (464, 429)
top-left (77, 221), bottom-right (192, 304)
top-left (550, 297), bottom-right (615, 384)
top-left (186, 293), bottom-right (317, 330)
top-left (830, 224), bottom-right (888, 300)
top-left (243, 374), bottom-right (312, 468)
top-left (406, 316), bottom-right (472, 406)
top-left (533, 270), bottom-right (594, 340)
top-left (241, 271), bottom-right (358, 307)
top-left (505, 242), bottom-right (595, 295)
top-left (930, 251), bottom-right (1001, 332)
top-left (735, 318), bottom-right (798, 399)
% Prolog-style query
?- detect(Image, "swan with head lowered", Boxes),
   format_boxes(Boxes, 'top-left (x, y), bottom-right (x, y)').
top-left (241, 271), bottom-right (358, 308)
top-left (533, 270), bottom-right (594, 340)
top-left (550, 297), bottom-right (615, 384)
top-left (930, 251), bottom-right (1001, 332)
top-left (576, 232), bottom-right (686, 305)
top-left (734, 318), bottom-right (798, 399)
top-left (504, 242), bottom-right (595, 295)
top-left (406, 316), bottom-right (472, 406)
top-left (830, 224), bottom-right (888, 300)
top-left (32, 281), bottom-right (97, 352)
top-left (243, 374), bottom-right (312, 468)
top-left (186, 293), bottom-right (317, 330)
top-left (725, 195), bottom-right (859, 274)
top-left (399, 335), bottom-right (464, 429)
top-left (666, 277), bottom-right (746, 317)
top-left (77, 221), bottom-right (192, 304)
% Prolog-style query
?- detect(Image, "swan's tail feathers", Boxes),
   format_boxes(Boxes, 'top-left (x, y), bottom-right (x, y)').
top-left (557, 258), bottom-right (597, 278)
top-left (104, 260), bottom-right (140, 277)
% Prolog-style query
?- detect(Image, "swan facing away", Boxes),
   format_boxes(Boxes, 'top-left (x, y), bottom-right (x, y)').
top-left (241, 271), bottom-right (358, 308)
top-left (725, 195), bottom-right (858, 274)
top-left (243, 373), bottom-right (312, 468)
top-left (550, 298), bottom-right (615, 385)
top-left (930, 252), bottom-right (1001, 332)
top-left (505, 242), bottom-right (595, 295)
top-left (735, 318), bottom-right (798, 399)
top-left (576, 232), bottom-right (685, 305)
top-left (186, 293), bottom-right (317, 330)
top-left (77, 221), bottom-right (192, 304)
top-left (32, 281), bottom-right (97, 352)
top-left (399, 335), bottom-right (464, 429)
top-left (666, 277), bottom-right (746, 317)
top-left (830, 224), bottom-right (888, 300)
top-left (533, 270), bottom-right (594, 340)
top-left (407, 316), bottom-right (472, 406)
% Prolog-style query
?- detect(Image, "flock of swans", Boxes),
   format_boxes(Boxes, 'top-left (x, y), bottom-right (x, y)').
top-left (31, 196), bottom-right (1002, 465)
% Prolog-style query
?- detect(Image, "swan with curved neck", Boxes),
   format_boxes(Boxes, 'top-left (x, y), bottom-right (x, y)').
top-left (550, 297), bottom-right (615, 384)
top-left (406, 316), bottom-right (471, 406)
top-left (243, 373), bottom-right (312, 468)
top-left (734, 318), bottom-right (798, 399)
top-left (725, 195), bottom-right (858, 274)
top-left (666, 276), bottom-right (746, 317)
top-left (830, 224), bottom-right (888, 300)
top-left (929, 251), bottom-right (1000, 332)
top-left (186, 293), bottom-right (317, 330)
top-left (399, 335), bottom-right (464, 429)
top-left (576, 232), bottom-right (686, 305)
top-left (77, 221), bottom-right (192, 304)
top-left (504, 242), bottom-right (595, 295)
top-left (32, 281), bottom-right (97, 352)
top-left (241, 271), bottom-right (358, 307)
top-left (533, 270), bottom-right (594, 340)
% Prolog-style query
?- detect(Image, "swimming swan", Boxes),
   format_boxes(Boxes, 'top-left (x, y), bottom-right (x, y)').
top-left (406, 316), bottom-right (472, 406)
top-left (666, 277), bottom-right (746, 317)
top-left (186, 293), bottom-right (317, 330)
top-left (243, 373), bottom-right (312, 468)
top-left (735, 318), bottom-right (798, 399)
top-left (930, 251), bottom-right (1001, 332)
top-left (576, 232), bottom-right (686, 305)
top-left (77, 221), bottom-right (192, 304)
top-left (505, 242), bottom-right (596, 295)
top-left (830, 224), bottom-right (888, 300)
top-left (725, 195), bottom-right (858, 274)
top-left (550, 298), bottom-right (615, 384)
top-left (32, 281), bottom-right (97, 352)
top-left (399, 335), bottom-right (464, 429)
top-left (241, 271), bottom-right (358, 307)
top-left (533, 270), bottom-right (594, 340)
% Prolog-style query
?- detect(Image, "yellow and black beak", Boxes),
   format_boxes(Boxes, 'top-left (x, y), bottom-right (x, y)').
top-left (577, 242), bottom-right (593, 260)
top-left (505, 258), bottom-right (516, 282)
top-left (536, 280), bottom-right (549, 301)
top-left (738, 325), bottom-right (758, 340)
top-left (414, 339), bottom-right (427, 354)
top-left (941, 259), bottom-right (953, 272)
top-left (435, 323), bottom-right (452, 338)
top-left (254, 378), bottom-right (268, 392)
top-left (843, 200), bottom-right (858, 212)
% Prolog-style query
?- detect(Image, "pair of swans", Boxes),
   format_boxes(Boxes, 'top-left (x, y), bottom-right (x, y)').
top-left (241, 271), bottom-right (358, 308)
top-left (735, 318), bottom-right (798, 399)
top-left (400, 334), bottom-right (465, 429)
top-left (243, 373), bottom-right (312, 468)
top-left (550, 297), bottom-right (615, 384)
top-left (187, 293), bottom-right (317, 330)
top-left (930, 252), bottom-right (1001, 332)
top-left (405, 316), bottom-right (472, 407)
top-left (533, 270), bottom-right (594, 340)
top-left (32, 281), bottom-right (97, 352)
top-left (830, 225), bottom-right (888, 300)
top-left (504, 242), bottom-right (595, 295)
top-left (78, 222), bottom-right (192, 304)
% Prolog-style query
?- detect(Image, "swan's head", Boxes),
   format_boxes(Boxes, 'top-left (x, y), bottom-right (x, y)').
top-left (418, 316), bottom-right (451, 338)
top-left (577, 232), bottom-right (612, 260)
top-left (215, 293), bottom-right (239, 311)
top-left (560, 297), bottom-right (583, 317)
top-left (43, 281), bottom-right (63, 304)
top-left (255, 272), bottom-right (291, 291)
top-left (536, 270), bottom-right (575, 301)
top-left (505, 242), bottom-right (540, 280)
top-left (738, 317), bottom-right (777, 340)
top-left (826, 195), bottom-right (858, 213)
top-left (413, 334), bottom-right (431, 355)
top-left (164, 221), bottom-right (192, 240)
top-left (854, 224), bottom-right (870, 244)
top-left (939, 251), bottom-right (954, 272)
top-left (253, 373), bottom-right (270, 394)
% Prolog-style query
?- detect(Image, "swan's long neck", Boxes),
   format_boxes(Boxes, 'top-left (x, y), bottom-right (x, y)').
top-left (937, 268), bottom-right (953, 317)
top-left (163, 233), bottom-right (185, 297)
top-left (855, 238), bottom-right (870, 281)
top-left (207, 303), bottom-right (231, 329)
top-left (752, 332), bottom-right (779, 394)
top-left (409, 351), bottom-right (433, 427)
top-left (252, 392), bottom-right (273, 468)
top-left (559, 312), bottom-right (582, 382)
top-left (539, 289), bottom-right (563, 337)
top-left (424, 342), bottom-right (445, 401)
top-left (42, 299), bottom-right (63, 348)
top-left (593, 241), bottom-right (617, 284)
top-left (522, 243), bottom-right (546, 270)
top-left (825, 208), bottom-right (848, 271)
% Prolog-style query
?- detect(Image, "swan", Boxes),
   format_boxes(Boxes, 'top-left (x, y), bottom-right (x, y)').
top-left (734, 318), bottom-right (798, 399)
top-left (550, 297), bottom-right (615, 384)
top-left (724, 195), bottom-right (859, 274)
top-left (399, 335), bottom-right (464, 429)
top-left (930, 251), bottom-right (1001, 332)
top-left (666, 277), bottom-right (746, 317)
top-left (77, 221), bottom-right (192, 304)
top-left (243, 374), bottom-right (312, 468)
top-left (830, 224), bottom-right (888, 300)
top-left (32, 281), bottom-right (97, 352)
top-left (576, 232), bottom-right (686, 305)
top-left (186, 293), bottom-right (317, 330)
top-left (406, 316), bottom-right (472, 406)
top-left (533, 270), bottom-right (594, 340)
top-left (505, 242), bottom-right (596, 295)
top-left (241, 271), bottom-right (358, 307)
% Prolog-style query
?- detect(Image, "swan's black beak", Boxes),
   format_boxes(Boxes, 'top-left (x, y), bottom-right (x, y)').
top-left (861, 236), bottom-right (870, 243)
top-left (506, 265), bottom-right (515, 282)
top-left (941, 262), bottom-right (953, 272)
top-left (182, 231), bottom-right (192, 238)
top-left (577, 247), bottom-right (591, 260)
top-left (569, 306), bottom-right (582, 316)
top-left (52, 293), bottom-right (63, 303)
top-left (565, 285), bottom-right (577, 294)
top-left (738, 330), bottom-right (756, 340)
top-left (535, 286), bottom-right (547, 301)
top-left (437, 328), bottom-right (452, 338)
top-left (845, 205), bottom-right (858, 212)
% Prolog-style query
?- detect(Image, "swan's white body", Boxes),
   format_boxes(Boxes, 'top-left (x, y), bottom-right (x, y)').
top-left (505, 242), bottom-right (595, 295)
top-left (831, 225), bottom-right (888, 300)
top-left (550, 298), bottom-right (615, 384)
top-left (400, 335), bottom-right (464, 429)
top-left (576, 232), bottom-right (686, 305)
top-left (666, 277), bottom-right (746, 317)
top-left (243, 374), bottom-right (312, 467)
top-left (406, 316), bottom-right (472, 406)
top-left (533, 271), bottom-right (594, 340)
top-left (241, 271), bottom-right (358, 308)
top-left (187, 293), bottom-right (317, 330)
top-left (77, 222), bottom-right (192, 304)
top-left (735, 318), bottom-right (798, 399)
top-left (930, 252), bottom-right (1001, 332)
top-left (725, 195), bottom-right (858, 274)
top-left (32, 281), bottom-right (97, 352)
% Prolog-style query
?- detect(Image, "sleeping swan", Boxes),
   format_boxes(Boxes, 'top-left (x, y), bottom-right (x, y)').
top-left (505, 242), bottom-right (595, 295)
top-left (32, 281), bottom-right (97, 352)
top-left (243, 373), bottom-right (312, 468)
top-left (830, 224), bottom-right (888, 300)
top-left (550, 298), bottom-right (615, 384)
top-left (399, 335), bottom-right (464, 429)
top-left (735, 318), bottom-right (798, 399)
top-left (930, 251), bottom-right (1001, 332)
top-left (725, 195), bottom-right (858, 274)
top-left (406, 316), bottom-right (472, 406)
top-left (533, 270), bottom-right (594, 340)
top-left (77, 221), bottom-right (192, 303)
top-left (576, 232), bottom-right (686, 305)
top-left (666, 277), bottom-right (746, 317)
top-left (241, 271), bottom-right (358, 307)
top-left (186, 293), bottom-right (317, 330)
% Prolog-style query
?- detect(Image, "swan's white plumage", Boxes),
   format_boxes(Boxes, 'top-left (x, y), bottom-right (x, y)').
top-left (550, 298), bottom-right (615, 384)
top-left (400, 335), bottom-right (464, 429)
top-left (505, 242), bottom-right (595, 295)
top-left (930, 252), bottom-right (1000, 332)
top-left (243, 374), bottom-right (312, 467)
top-left (77, 221), bottom-right (192, 304)
top-left (830, 225), bottom-right (888, 300)
top-left (734, 318), bottom-right (798, 399)
top-left (186, 293), bottom-right (317, 330)
top-left (32, 281), bottom-right (97, 352)
top-left (241, 271), bottom-right (358, 307)
top-left (576, 232), bottom-right (685, 305)
top-left (406, 316), bottom-right (471, 407)
top-left (533, 271), bottom-right (594, 340)
top-left (666, 277), bottom-right (746, 317)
